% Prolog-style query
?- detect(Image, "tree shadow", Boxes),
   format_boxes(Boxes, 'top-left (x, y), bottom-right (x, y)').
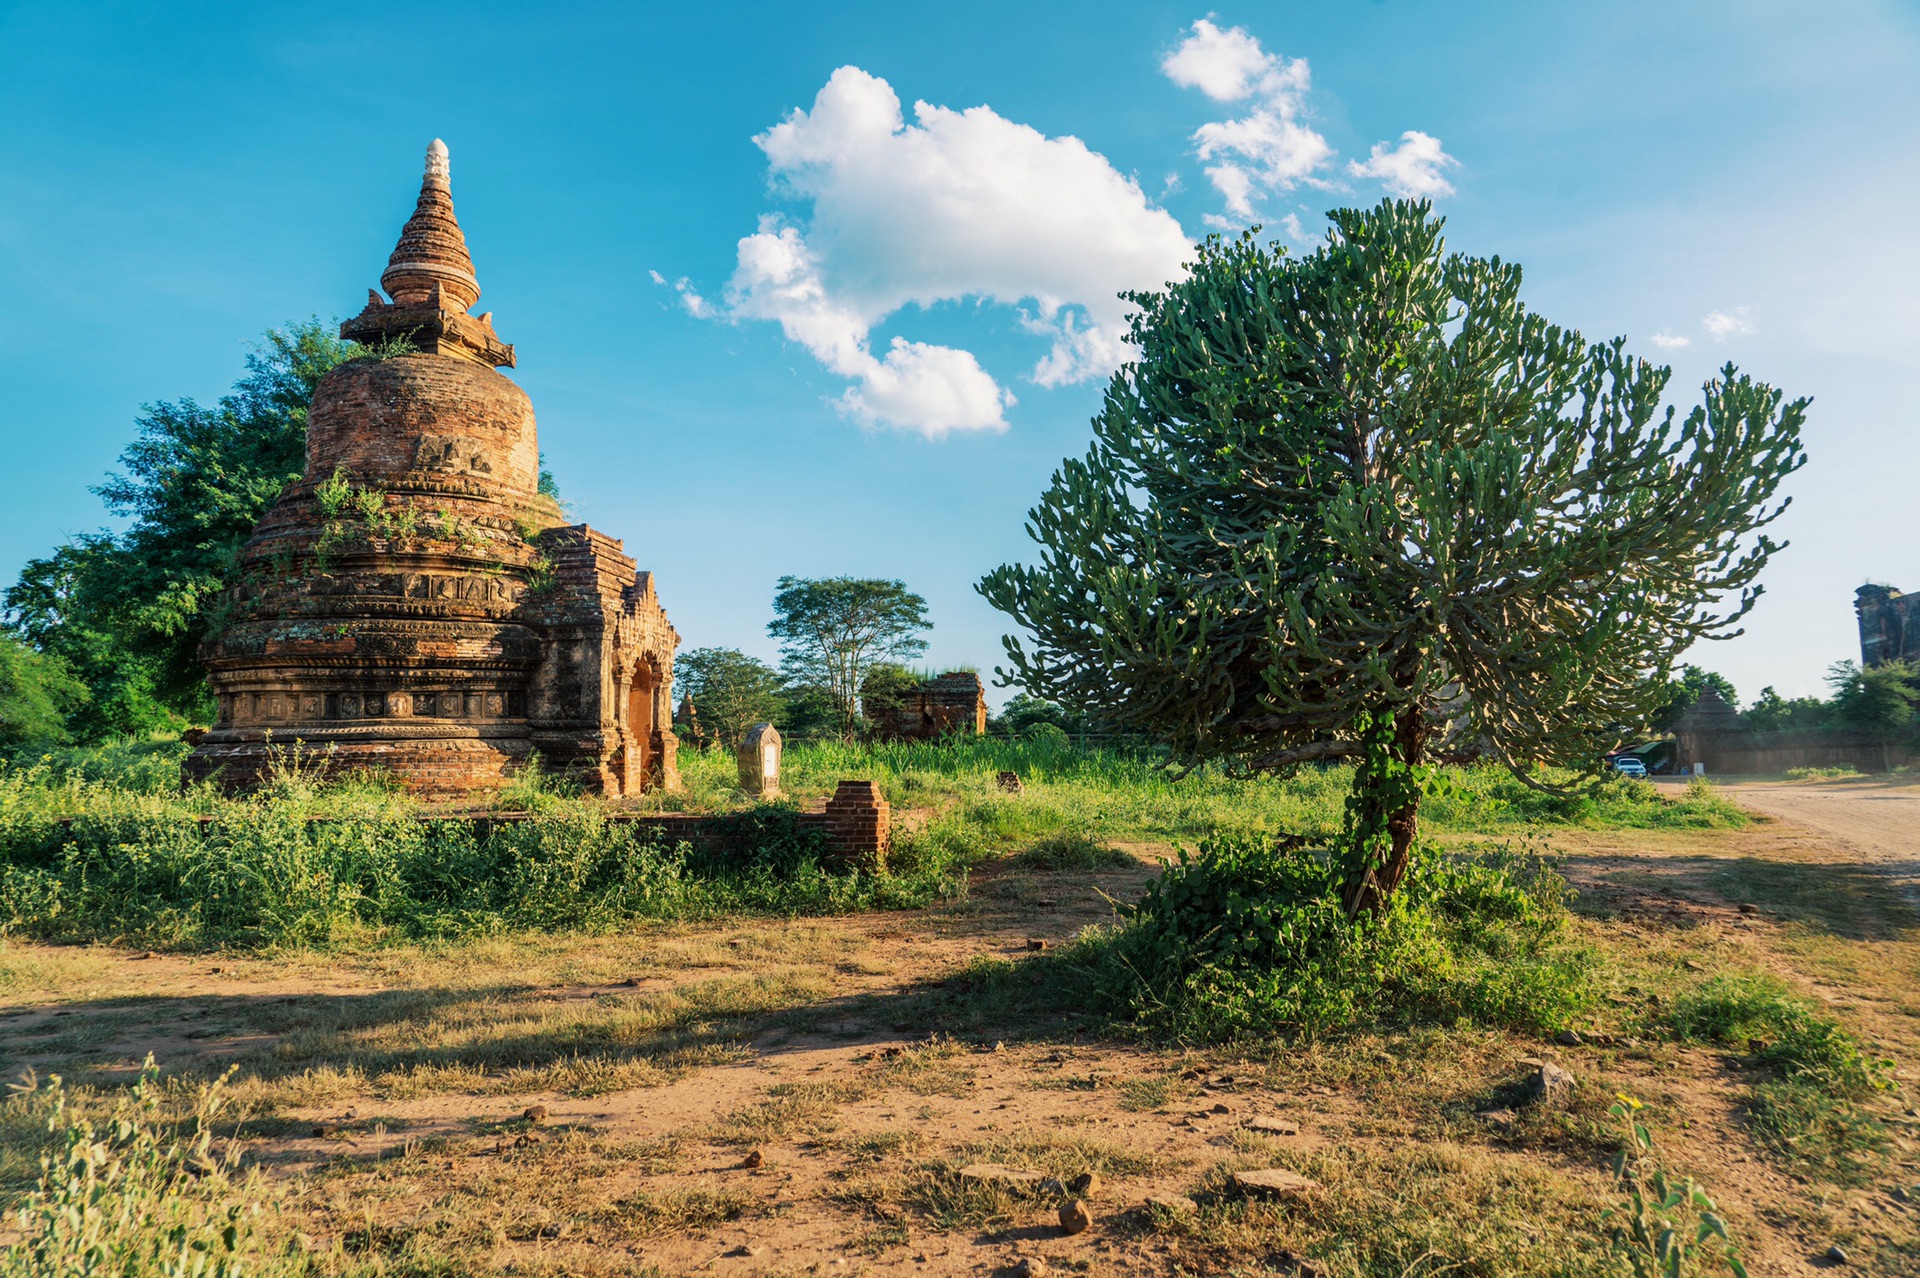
top-left (1560, 851), bottom-right (1918, 941)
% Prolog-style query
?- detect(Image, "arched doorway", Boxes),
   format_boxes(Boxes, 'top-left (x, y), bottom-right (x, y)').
top-left (624, 656), bottom-right (660, 794)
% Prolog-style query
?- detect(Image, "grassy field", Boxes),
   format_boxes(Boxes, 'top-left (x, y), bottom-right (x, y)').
top-left (0, 740), bottom-right (1913, 1275)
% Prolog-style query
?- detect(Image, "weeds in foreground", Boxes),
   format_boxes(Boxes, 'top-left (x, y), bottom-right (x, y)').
top-left (1096, 833), bottom-right (1594, 1039)
top-left (1668, 972), bottom-right (1895, 1182)
top-left (1, 1062), bottom-right (280, 1278)
top-left (1605, 1095), bottom-right (1750, 1278)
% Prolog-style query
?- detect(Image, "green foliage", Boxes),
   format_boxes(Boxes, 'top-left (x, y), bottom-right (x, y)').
top-left (1010, 830), bottom-right (1132, 871)
top-left (857, 662), bottom-right (921, 734)
top-left (4, 322), bottom-right (363, 739)
top-left (1744, 686), bottom-right (1833, 734)
top-left (0, 635), bottom-right (87, 754)
top-left (1668, 972), bottom-right (1893, 1183)
top-left (1669, 972), bottom-right (1890, 1096)
top-left (980, 199), bottom-right (1806, 910)
top-left (997, 692), bottom-right (1089, 738)
top-left (677, 647), bottom-right (786, 751)
top-left (1096, 831), bottom-right (1591, 1039)
top-left (1652, 666), bottom-right (1741, 732)
top-left (1827, 659), bottom-right (1920, 756)
top-left (1604, 1095), bottom-right (1750, 1278)
top-left (0, 754), bottom-right (952, 950)
top-left (1, 1063), bottom-right (280, 1278)
top-left (768, 576), bottom-right (931, 742)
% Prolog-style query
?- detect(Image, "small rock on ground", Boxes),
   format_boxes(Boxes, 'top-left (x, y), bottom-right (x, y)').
top-left (1524, 1061), bottom-right (1576, 1106)
top-left (522, 1105), bottom-right (548, 1124)
top-left (1232, 1168), bottom-right (1321, 1197)
top-left (1475, 1108), bottom-right (1518, 1130)
top-left (1245, 1115), bottom-right (1300, 1135)
top-left (1144, 1194), bottom-right (1196, 1215)
top-left (1059, 1199), bottom-right (1093, 1235)
top-left (1068, 1171), bottom-right (1102, 1196)
top-left (1827, 1244), bottom-right (1850, 1265)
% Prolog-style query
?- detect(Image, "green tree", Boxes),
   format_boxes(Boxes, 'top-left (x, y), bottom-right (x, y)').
top-left (1744, 686), bottom-right (1831, 734)
top-left (997, 691), bottom-right (1092, 739)
top-left (0, 633), bottom-right (87, 753)
top-left (768, 576), bottom-right (931, 742)
top-left (980, 201), bottom-right (1806, 914)
top-left (4, 321), bottom-right (361, 737)
top-left (1827, 659), bottom-right (1919, 770)
top-left (1651, 666), bottom-right (1740, 732)
top-left (858, 662), bottom-right (922, 736)
top-left (676, 647), bottom-right (785, 751)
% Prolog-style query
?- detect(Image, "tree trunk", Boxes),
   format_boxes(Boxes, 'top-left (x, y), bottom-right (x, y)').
top-left (1342, 706), bottom-right (1427, 917)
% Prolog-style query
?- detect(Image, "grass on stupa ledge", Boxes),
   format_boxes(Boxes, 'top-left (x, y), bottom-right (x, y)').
top-left (0, 734), bottom-right (1745, 951)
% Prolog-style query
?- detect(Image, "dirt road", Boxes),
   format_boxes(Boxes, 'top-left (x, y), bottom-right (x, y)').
top-left (1717, 776), bottom-right (1920, 910)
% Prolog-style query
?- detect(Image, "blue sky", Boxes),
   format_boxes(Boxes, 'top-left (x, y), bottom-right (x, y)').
top-left (2, 1), bottom-right (1916, 707)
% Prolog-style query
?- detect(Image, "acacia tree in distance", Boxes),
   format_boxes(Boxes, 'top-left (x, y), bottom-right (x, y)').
top-left (979, 200), bottom-right (1807, 915)
top-left (768, 577), bottom-right (930, 742)
top-left (676, 647), bottom-right (785, 751)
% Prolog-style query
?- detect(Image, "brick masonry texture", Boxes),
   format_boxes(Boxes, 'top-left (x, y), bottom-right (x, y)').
top-left (187, 143), bottom-right (680, 799)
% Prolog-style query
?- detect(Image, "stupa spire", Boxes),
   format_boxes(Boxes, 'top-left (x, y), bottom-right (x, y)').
top-left (341, 139), bottom-right (514, 367)
top-left (381, 139), bottom-right (480, 311)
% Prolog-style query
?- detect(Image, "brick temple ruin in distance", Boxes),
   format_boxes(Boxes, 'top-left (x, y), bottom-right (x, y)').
top-left (185, 140), bottom-right (682, 798)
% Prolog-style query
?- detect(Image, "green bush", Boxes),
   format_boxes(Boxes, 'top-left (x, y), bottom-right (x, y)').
top-left (1668, 972), bottom-right (1894, 1182)
top-left (1669, 973), bottom-right (1890, 1095)
top-left (1, 1063), bottom-right (286, 1278)
top-left (1095, 833), bottom-right (1593, 1040)
top-left (0, 760), bottom-right (955, 949)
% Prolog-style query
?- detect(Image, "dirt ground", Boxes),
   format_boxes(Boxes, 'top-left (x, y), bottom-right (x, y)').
top-left (4, 783), bottom-right (1919, 1275)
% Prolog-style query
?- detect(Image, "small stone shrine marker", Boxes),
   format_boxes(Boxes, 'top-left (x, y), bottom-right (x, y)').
top-left (739, 723), bottom-right (781, 798)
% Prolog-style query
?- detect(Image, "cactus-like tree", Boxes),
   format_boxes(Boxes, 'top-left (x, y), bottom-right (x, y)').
top-left (979, 201), bottom-right (1807, 913)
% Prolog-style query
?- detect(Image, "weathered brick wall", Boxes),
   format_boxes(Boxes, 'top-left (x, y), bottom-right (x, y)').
top-left (307, 356), bottom-right (540, 498)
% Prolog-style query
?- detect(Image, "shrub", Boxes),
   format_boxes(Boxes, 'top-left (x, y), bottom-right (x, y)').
top-left (1668, 972), bottom-right (1894, 1182)
top-left (1, 1063), bottom-right (285, 1278)
top-left (1012, 831), bottom-right (1132, 871)
top-left (1784, 765), bottom-right (1860, 781)
top-left (1668, 973), bottom-right (1890, 1096)
top-left (1095, 832), bottom-right (1592, 1040)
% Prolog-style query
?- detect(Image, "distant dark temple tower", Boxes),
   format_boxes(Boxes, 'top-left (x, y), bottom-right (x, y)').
top-left (186, 141), bottom-right (680, 797)
top-left (1855, 584), bottom-right (1920, 667)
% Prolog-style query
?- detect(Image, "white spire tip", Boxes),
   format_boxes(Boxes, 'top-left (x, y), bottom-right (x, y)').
top-left (425, 138), bottom-right (450, 183)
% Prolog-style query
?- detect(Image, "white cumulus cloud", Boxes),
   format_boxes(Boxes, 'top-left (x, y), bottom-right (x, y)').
top-left (1647, 330), bottom-right (1692, 349)
top-left (1347, 131), bottom-right (1458, 198)
top-left (1163, 20), bottom-right (1331, 219)
top-left (724, 65), bottom-right (1193, 436)
top-left (1163, 19), bottom-right (1461, 221)
top-left (1704, 306), bottom-right (1756, 339)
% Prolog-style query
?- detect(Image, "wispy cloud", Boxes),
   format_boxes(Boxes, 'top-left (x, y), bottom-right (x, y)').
top-left (1647, 330), bottom-right (1691, 349)
top-left (649, 269), bottom-right (713, 318)
top-left (1703, 306), bottom-right (1756, 340)
top-left (1162, 20), bottom-right (1331, 219)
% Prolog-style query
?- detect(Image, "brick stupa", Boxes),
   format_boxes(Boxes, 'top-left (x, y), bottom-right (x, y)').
top-left (186, 140), bottom-right (681, 797)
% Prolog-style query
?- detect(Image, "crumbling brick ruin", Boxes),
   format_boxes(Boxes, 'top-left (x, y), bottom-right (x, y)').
top-left (1855, 584), bottom-right (1920, 667)
top-left (866, 671), bottom-right (988, 741)
top-left (186, 141), bottom-right (679, 797)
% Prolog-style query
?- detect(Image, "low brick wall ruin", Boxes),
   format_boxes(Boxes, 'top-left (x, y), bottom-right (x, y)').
top-left (74, 781), bottom-right (894, 872)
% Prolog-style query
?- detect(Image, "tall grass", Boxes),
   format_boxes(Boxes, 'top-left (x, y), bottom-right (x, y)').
top-left (0, 737), bottom-right (1746, 952)
top-left (1, 1063), bottom-right (286, 1278)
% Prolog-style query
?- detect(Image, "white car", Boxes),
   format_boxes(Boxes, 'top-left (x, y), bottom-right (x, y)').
top-left (1611, 757), bottom-right (1648, 778)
